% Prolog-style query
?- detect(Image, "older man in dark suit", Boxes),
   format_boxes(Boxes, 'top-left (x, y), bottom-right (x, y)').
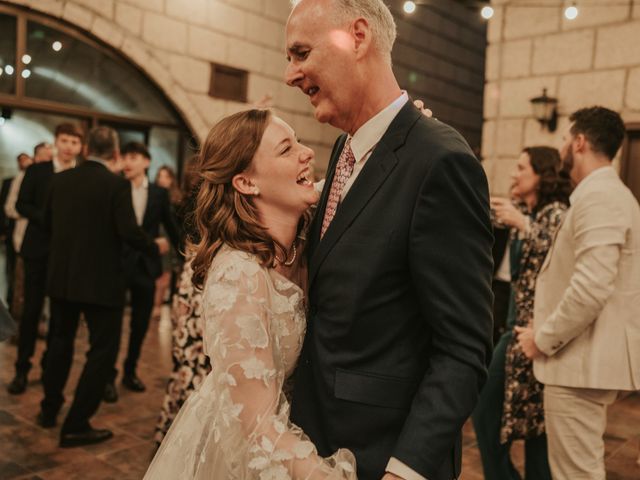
top-left (38, 127), bottom-right (168, 447)
top-left (285, 1), bottom-right (494, 479)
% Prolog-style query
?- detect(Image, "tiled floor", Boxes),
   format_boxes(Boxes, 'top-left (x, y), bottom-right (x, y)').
top-left (1, 308), bottom-right (639, 479)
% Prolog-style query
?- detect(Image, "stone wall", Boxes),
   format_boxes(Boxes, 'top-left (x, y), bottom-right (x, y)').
top-left (3, 0), bottom-right (339, 171)
top-left (483, 0), bottom-right (640, 194)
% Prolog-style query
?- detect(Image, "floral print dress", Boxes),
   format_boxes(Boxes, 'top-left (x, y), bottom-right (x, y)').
top-left (500, 201), bottom-right (568, 444)
top-left (145, 246), bottom-right (356, 479)
top-left (154, 259), bottom-right (211, 445)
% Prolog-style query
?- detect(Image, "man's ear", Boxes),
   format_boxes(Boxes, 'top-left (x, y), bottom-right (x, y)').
top-left (232, 173), bottom-right (259, 196)
top-left (352, 17), bottom-right (372, 59)
top-left (574, 133), bottom-right (588, 153)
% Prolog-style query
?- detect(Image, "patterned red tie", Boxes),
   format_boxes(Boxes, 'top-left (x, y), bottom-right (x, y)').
top-left (321, 138), bottom-right (356, 238)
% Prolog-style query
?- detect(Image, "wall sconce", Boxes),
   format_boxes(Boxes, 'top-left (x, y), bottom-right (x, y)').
top-left (530, 88), bottom-right (558, 132)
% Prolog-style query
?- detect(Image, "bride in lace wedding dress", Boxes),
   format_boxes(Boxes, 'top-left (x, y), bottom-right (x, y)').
top-left (144, 109), bottom-right (356, 479)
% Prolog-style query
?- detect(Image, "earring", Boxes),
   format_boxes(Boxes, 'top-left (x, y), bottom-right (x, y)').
top-left (253, 187), bottom-right (260, 195)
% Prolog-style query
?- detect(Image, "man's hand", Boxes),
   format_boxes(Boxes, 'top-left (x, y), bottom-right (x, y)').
top-left (154, 237), bottom-right (170, 256)
top-left (382, 474), bottom-right (404, 480)
top-left (515, 326), bottom-right (543, 359)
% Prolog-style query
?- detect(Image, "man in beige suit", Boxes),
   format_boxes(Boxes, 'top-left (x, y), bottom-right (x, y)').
top-left (517, 106), bottom-right (640, 480)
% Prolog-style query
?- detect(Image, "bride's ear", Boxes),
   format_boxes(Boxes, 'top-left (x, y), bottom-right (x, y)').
top-left (232, 173), bottom-right (260, 196)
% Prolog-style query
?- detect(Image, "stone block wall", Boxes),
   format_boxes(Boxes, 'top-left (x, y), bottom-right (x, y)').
top-left (484, 0), bottom-right (640, 195)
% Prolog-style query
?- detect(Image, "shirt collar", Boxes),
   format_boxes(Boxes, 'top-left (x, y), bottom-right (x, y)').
top-left (349, 91), bottom-right (409, 163)
top-left (569, 165), bottom-right (616, 204)
top-left (132, 176), bottom-right (149, 190)
top-left (53, 155), bottom-right (77, 173)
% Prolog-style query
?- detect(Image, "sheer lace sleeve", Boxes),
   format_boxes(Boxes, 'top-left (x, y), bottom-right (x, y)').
top-left (203, 251), bottom-right (356, 480)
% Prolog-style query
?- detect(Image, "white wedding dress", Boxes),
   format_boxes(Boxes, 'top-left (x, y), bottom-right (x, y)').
top-left (144, 245), bottom-right (356, 479)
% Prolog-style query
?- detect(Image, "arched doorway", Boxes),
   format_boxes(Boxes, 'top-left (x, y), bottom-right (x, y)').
top-left (0, 3), bottom-right (195, 180)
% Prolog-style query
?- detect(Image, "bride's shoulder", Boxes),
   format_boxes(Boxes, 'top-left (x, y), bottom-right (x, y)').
top-left (206, 244), bottom-right (266, 287)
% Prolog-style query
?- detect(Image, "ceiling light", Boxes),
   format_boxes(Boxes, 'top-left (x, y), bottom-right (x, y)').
top-left (21, 69), bottom-right (31, 79)
top-left (22, 54), bottom-right (31, 65)
top-left (52, 41), bottom-right (62, 51)
top-left (4, 65), bottom-right (14, 75)
top-left (565, 3), bottom-right (579, 20)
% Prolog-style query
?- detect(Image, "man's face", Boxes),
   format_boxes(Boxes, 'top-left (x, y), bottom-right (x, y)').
top-left (17, 154), bottom-right (32, 171)
top-left (34, 144), bottom-right (53, 163)
top-left (285, 0), bottom-right (361, 130)
top-left (55, 134), bottom-right (82, 163)
top-left (122, 152), bottom-right (150, 181)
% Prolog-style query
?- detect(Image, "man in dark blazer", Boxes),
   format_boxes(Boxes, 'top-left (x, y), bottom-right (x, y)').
top-left (7, 124), bottom-right (83, 395)
top-left (103, 141), bottom-right (180, 400)
top-left (37, 127), bottom-right (168, 447)
top-left (285, 1), bottom-right (494, 479)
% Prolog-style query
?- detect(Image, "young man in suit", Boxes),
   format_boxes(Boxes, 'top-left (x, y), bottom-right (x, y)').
top-left (1, 153), bottom-right (32, 307)
top-left (38, 127), bottom-right (169, 447)
top-left (517, 107), bottom-right (640, 480)
top-left (285, 1), bottom-right (494, 479)
top-left (103, 142), bottom-right (180, 401)
top-left (7, 124), bottom-right (83, 395)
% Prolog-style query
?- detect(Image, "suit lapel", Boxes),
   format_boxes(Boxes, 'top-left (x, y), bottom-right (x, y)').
top-left (308, 102), bottom-right (422, 287)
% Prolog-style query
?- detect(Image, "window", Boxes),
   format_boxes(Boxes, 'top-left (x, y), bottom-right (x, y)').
top-left (209, 63), bottom-right (248, 103)
top-left (0, 14), bottom-right (16, 94)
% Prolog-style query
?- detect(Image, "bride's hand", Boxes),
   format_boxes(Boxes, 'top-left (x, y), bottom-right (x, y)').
top-left (413, 99), bottom-right (433, 119)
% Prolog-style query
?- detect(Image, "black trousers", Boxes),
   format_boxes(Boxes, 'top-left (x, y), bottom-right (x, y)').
top-left (41, 298), bottom-right (123, 434)
top-left (15, 256), bottom-right (48, 374)
top-left (492, 279), bottom-right (511, 345)
top-left (110, 272), bottom-right (155, 381)
top-left (5, 236), bottom-right (16, 306)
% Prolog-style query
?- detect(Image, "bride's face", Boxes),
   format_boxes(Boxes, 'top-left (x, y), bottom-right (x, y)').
top-left (248, 116), bottom-right (319, 217)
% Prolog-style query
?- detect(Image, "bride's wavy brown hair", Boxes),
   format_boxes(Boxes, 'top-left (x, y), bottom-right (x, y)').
top-left (190, 109), bottom-right (309, 290)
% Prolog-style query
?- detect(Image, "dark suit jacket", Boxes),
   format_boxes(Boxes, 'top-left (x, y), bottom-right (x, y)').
top-left (123, 183), bottom-right (180, 281)
top-left (16, 162), bottom-right (55, 260)
top-left (45, 160), bottom-right (159, 308)
top-left (290, 102), bottom-right (494, 480)
top-left (0, 177), bottom-right (14, 239)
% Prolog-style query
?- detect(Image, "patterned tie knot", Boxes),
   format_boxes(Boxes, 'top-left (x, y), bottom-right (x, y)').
top-left (321, 138), bottom-right (356, 238)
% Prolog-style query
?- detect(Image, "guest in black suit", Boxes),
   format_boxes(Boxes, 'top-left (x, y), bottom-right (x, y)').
top-left (285, 1), bottom-right (494, 479)
top-left (7, 124), bottom-right (83, 395)
top-left (103, 142), bottom-right (180, 401)
top-left (1, 153), bottom-right (32, 307)
top-left (38, 127), bottom-right (169, 447)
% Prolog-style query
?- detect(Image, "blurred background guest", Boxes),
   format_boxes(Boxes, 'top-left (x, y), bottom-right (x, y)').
top-left (472, 146), bottom-right (572, 479)
top-left (103, 144), bottom-right (180, 402)
top-left (152, 165), bottom-right (182, 320)
top-left (33, 142), bottom-right (54, 163)
top-left (7, 124), bottom-right (83, 395)
top-left (1, 153), bottom-right (32, 309)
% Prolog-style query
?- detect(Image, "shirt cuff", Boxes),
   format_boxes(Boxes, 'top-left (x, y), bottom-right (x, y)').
top-left (386, 457), bottom-right (428, 480)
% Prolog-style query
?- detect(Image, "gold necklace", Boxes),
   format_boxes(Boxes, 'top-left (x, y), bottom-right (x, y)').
top-left (275, 243), bottom-right (297, 267)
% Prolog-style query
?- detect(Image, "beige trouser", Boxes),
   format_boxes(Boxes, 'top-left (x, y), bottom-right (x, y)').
top-left (544, 385), bottom-right (619, 480)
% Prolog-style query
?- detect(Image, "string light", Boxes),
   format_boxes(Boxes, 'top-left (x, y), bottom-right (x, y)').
top-left (21, 54), bottom-right (31, 65)
top-left (21, 69), bottom-right (31, 79)
top-left (403, 1), bottom-right (416, 14)
top-left (52, 41), bottom-right (62, 51)
top-left (4, 65), bottom-right (14, 75)
top-left (564, 2), bottom-right (579, 20)
top-left (481, 6), bottom-right (494, 19)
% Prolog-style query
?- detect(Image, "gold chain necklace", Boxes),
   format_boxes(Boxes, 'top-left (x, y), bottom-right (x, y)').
top-left (274, 243), bottom-right (297, 267)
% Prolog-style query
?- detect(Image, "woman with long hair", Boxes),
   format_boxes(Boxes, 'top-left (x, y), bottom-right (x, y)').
top-left (472, 146), bottom-right (573, 479)
top-left (145, 109), bottom-right (356, 479)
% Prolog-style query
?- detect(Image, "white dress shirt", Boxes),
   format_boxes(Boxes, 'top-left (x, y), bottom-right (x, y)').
top-left (131, 176), bottom-right (149, 227)
top-left (4, 171), bottom-right (27, 253)
top-left (52, 156), bottom-right (76, 173)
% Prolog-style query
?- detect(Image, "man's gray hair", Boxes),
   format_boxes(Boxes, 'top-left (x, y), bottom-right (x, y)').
top-left (87, 126), bottom-right (119, 160)
top-left (292, 0), bottom-right (397, 63)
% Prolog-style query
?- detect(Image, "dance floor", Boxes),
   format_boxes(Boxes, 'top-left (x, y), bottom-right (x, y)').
top-left (1, 307), bottom-right (638, 479)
